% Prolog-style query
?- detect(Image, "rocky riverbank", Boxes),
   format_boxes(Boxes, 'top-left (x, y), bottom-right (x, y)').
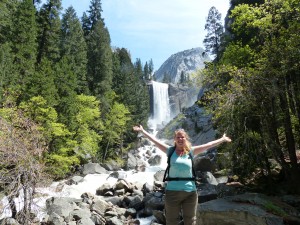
top-left (1, 143), bottom-right (299, 225)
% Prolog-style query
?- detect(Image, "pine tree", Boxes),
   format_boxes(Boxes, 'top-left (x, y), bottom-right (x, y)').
top-left (134, 58), bottom-right (144, 81)
top-left (61, 6), bottom-right (89, 94)
top-left (203, 6), bottom-right (224, 61)
top-left (112, 48), bottom-right (133, 95)
top-left (87, 0), bottom-right (104, 30)
top-left (36, 0), bottom-right (62, 64)
top-left (11, 0), bottom-right (37, 101)
top-left (112, 50), bottom-right (150, 136)
top-left (26, 59), bottom-right (59, 106)
top-left (86, 22), bottom-right (113, 98)
top-left (144, 61), bottom-right (149, 81)
top-left (53, 57), bottom-right (77, 127)
top-left (81, 0), bottom-right (104, 37)
top-left (81, 12), bottom-right (91, 36)
top-left (84, 0), bottom-right (113, 107)
top-left (0, 0), bottom-right (16, 44)
top-left (0, 0), bottom-right (18, 103)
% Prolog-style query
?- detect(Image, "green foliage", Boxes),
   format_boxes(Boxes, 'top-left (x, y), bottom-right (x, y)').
top-left (0, 44), bottom-right (18, 104)
top-left (112, 49), bottom-right (150, 140)
top-left (73, 94), bottom-right (103, 162)
top-left (86, 21), bottom-right (113, 108)
top-left (60, 6), bottom-right (89, 95)
top-left (199, 0), bottom-right (300, 188)
top-left (53, 57), bottom-right (78, 128)
top-left (36, 0), bottom-right (62, 64)
top-left (19, 96), bottom-right (80, 178)
top-left (0, 0), bottom-right (16, 44)
top-left (25, 59), bottom-right (59, 106)
top-left (220, 42), bottom-right (256, 67)
top-left (100, 91), bottom-right (131, 161)
top-left (45, 153), bottom-right (80, 179)
top-left (11, 0), bottom-right (37, 90)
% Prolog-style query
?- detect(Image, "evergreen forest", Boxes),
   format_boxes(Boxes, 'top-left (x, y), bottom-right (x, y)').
top-left (0, 0), bottom-right (152, 184)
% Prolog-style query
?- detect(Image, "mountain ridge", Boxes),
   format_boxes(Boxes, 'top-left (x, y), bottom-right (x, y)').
top-left (154, 47), bottom-right (210, 84)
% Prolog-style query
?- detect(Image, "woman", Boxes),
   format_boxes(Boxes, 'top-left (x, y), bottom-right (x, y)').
top-left (133, 125), bottom-right (231, 225)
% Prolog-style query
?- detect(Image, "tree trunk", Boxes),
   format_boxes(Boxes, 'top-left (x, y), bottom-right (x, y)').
top-left (263, 97), bottom-right (288, 168)
top-left (278, 79), bottom-right (300, 193)
top-left (279, 78), bottom-right (297, 168)
top-left (289, 72), bottom-right (300, 146)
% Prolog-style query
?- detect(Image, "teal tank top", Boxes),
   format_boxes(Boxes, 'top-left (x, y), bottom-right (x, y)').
top-left (165, 147), bottom-right (196, 192)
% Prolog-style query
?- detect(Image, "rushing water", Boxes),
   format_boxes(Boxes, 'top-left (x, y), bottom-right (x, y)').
top-left (0, 81), bottom-right (170, 224)
top-left (0, 144), bottom-right (168, 224)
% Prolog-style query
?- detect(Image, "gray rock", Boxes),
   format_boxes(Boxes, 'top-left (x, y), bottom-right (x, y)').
top-left (45, 197), bottom-right (79, 218)
top-left (148, 154), bottom-right (162, 166)
top-left (67, 175), bottom-right (84, 185)
top-left (82, 163), bottom-right (107, 175)
top-left (106, 216), bottom-right (123, 225)
top-left (0, 218), bottom-right (20, 225)
top-left (70, 208), bottom-right (91, 221)
top-left (197, 193), bottom-right (286, 225)
top-left (91, 199), bottom-right (111, 215)
top-left (154, 47), bottom-right (209, 84)
top-left (126, 152), bottom-right (147, 170)
top-left (77, 217), bottom-right (95, 225)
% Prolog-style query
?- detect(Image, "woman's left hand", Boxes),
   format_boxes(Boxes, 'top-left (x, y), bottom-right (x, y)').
top-left (222, 133), bottom-right (232, 142)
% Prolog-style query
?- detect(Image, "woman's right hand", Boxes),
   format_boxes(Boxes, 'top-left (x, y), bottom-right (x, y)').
top-left (133, 125), bottom-right (143, 132)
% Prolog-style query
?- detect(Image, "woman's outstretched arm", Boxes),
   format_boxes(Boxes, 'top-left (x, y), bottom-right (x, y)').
top-left (193, 133), bottom-right (232, 155)
top-left (133, 125), bottom-right (169, 153)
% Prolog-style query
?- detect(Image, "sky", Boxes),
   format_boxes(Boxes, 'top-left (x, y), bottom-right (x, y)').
top-left (60, 0), bottom-right (230, 71)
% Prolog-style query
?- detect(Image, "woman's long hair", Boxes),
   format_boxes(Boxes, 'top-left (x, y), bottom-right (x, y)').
top-left (174, 129), bottom-right (192, 154)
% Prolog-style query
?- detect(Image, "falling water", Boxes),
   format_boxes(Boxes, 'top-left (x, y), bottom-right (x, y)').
top-left (0, 80), bottom-right (172, 225)
top-left (149, 81), bottom-right (171, 131)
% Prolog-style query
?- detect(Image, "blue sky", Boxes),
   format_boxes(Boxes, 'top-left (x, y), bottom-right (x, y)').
top-left (60, 0), bottom-right (230, 71)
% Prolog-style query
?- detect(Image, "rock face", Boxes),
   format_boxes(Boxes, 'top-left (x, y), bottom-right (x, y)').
top-left (168, 83), bottom-right (199, 119)
top-left (157, 104), bottom-right (216, 146)
top-left (154, 47), bottom-right (210, 84)
top-left (197, 193), bottom-right (300, 225)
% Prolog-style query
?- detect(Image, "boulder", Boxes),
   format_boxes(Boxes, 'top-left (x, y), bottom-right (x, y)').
top-left (82, 163), bottom-right (107, 175)
top-left (197, 193), bottom-right (300, 225)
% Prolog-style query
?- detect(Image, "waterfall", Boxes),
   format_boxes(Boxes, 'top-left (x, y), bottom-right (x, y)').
top-left (149, 81), bottom-right (171, 130)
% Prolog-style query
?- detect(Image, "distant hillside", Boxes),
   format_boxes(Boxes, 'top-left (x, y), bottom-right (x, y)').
top-left (154, 47), bottom-right (210, 84)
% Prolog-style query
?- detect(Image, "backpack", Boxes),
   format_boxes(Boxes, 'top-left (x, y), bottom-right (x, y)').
top-left (162, 146), bottom-right (196, 182)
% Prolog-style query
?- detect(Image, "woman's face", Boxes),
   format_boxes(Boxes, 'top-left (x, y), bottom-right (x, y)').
top-left (175, 131), bottom-right (186, 147)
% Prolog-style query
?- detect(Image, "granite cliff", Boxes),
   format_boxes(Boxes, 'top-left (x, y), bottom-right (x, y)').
top-left (154, 47), bottom-right (210, 84)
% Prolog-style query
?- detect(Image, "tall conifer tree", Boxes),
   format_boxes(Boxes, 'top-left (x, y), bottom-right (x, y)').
top-left (36, 0), bottom-right (62, 64)
top-left (11, 0), bottom-right (37, 101)
top-left (84, 0), bottom-right (113, 110)
top-left (0, 0), bottom-right (15, 44)
top-left (61, 6), bottom-right (89, 95)
top-left (203, 6), bottom-right (224, 61)
top-left (0, 0), bottom-right (17, 103)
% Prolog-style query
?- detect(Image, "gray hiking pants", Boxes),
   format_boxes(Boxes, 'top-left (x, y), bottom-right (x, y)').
top-left (165, 190), bottom-right (198, 225)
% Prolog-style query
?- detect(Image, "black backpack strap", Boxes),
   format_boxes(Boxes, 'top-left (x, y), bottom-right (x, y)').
top-left (189, 151), bottom-right (196, 179)
top-left (167, 177), bottom-right (196, 181)
top-left (162, 146), bottom-right (175, 182)
top-left (163, 147), bottom-right (196, 182)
